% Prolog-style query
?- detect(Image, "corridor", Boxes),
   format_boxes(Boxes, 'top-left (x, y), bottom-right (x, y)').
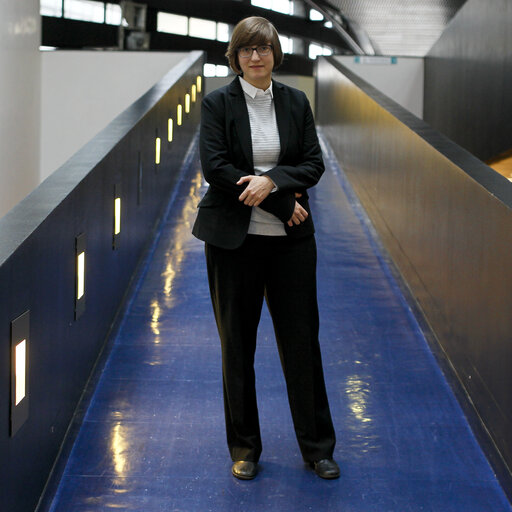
top-left (44, 133), bottom-right (511, 511)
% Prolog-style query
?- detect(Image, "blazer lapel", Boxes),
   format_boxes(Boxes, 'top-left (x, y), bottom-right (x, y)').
top-left (227, 78), bottom-right (253, 169)
top-left (273, 81), bottom-right (290, 162)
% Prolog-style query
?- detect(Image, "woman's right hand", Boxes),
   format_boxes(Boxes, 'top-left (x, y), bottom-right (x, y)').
top-left (287, 200), bottom-right (308, 226)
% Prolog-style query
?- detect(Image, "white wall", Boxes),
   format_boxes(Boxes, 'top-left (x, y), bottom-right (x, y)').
top-left (335, 55), bottom-right (424, 118)
top-left (0, 0), bottom-right (41, 220)
top-left (40, 51), bottom-right (189, 181)
top-left (205, 62), bottom-right (422, 121)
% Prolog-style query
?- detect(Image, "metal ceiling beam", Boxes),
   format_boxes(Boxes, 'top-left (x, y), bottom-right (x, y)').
top-left (301, 0), bottom-right (365, 54)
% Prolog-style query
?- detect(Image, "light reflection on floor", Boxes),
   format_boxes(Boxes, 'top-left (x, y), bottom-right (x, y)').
top-left (44, 135), bottom-right (512, 512)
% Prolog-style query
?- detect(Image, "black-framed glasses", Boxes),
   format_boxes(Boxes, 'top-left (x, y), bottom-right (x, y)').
top-left (237, 45), bottom-right (273, 58)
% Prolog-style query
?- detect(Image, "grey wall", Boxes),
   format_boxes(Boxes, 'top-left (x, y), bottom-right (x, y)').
top-left (317, 56), bottom-right (512, 494)
top-left (40, 51), bottom-right (190, 181)
top-left (0, 0), bottom-right (40, 220)
top-left (424, 0), bottom-right (512, 162)
top-left (336, 56), bottom-right (424, 119)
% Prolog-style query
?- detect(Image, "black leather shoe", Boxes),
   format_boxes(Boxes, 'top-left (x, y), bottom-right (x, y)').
top-left (232, 460), bottom-right (258, 480)
top-left (310, 459), bottom-right (340, 479)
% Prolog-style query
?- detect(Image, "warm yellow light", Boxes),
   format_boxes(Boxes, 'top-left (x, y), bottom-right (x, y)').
top-left (114, 197), bottom-right (121, 235)
top-left (177, 104), bottom-right (183, 126)
top-left (185, 94), bottom-right (191, 113)
top-left (155, 137), bottom-right (161, 164)
top-left (77, 251), bottom-right (85, 300)
top-left (191, 84), bottom-right (197, 102)
top-left (168, 118), bottom-right (173, 142)
top-left (15, 340), bottom-right (26, 406)
top-left (111, 423), bottom-right (128, 476)
top-left (196, 75), bottom-right (202, 93)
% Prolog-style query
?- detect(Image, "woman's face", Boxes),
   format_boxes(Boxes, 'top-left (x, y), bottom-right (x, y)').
top-left (238, 41), bottom-right (274, 89)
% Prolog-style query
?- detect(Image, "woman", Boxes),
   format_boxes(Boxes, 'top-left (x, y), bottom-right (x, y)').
top-left (192, 16), bottom-right (338, 480)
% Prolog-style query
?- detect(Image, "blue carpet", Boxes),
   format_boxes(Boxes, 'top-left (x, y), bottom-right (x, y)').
top-left (45, 133), bottom-right (511, 511)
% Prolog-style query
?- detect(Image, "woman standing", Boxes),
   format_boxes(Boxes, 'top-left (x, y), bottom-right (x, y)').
top-left (192, 16), bottom-right (339, 481)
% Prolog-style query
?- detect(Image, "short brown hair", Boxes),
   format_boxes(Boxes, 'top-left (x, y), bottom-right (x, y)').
top-left (225, 17), bottom-right (283, 74)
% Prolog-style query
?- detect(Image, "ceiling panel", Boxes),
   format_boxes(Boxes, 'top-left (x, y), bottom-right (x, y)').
top-left (329, 0), bottom-right (467, 56)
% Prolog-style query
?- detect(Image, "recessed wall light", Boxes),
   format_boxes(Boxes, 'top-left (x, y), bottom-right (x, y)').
top-left (11, 310), bottom-right (30, 436)
top-left (177, 104), bottom-right (183, 126)
top-left (137, 150), bottom-right (143, 206)
top-left (168, 118), bottom-right (173, 142)
top-left (114, 197), bottom-right (121, 235)
top-left (15, 340), bottom-right (26, 406)
top-left (113, 184), bottom-right (121, 249)
top-left (75, 233), bottom-right (86, 319)
top-left (77, 252), bottom-right (85, 300)
top-left (155, 137), bottom-right (161, 165)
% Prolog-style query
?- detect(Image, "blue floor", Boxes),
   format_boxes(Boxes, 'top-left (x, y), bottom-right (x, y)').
top-left (45, 132), bottom-right (511, 511)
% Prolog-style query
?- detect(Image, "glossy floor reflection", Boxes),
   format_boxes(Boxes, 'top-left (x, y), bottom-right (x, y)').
top-left (45, 134), bottom-right (511, 511)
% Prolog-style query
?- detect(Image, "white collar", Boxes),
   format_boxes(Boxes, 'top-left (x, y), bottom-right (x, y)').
top-left (239, 76), bottom-right (273, 99)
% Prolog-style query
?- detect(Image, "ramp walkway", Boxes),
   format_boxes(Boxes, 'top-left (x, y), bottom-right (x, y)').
top-left (44, 133), bottom-right (511, 512)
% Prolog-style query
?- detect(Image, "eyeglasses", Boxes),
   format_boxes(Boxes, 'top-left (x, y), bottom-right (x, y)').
top-left (237, 45), bottom-right (273, 58)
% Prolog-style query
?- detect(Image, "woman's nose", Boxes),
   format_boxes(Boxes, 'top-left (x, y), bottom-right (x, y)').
top-left (250, 50), bottom-right (261, 61)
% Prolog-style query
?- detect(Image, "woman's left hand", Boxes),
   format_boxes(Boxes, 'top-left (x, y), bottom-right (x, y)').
top-left (287, 201), bottom-right (308, 226)
top-left (237, 175), bottom-right (275, 206)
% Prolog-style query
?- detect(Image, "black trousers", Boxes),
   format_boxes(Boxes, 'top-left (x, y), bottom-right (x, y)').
top-left (205, 234), bottom-right (336, 463)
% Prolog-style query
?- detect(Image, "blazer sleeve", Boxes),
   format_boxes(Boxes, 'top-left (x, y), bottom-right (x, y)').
top-left (199, 92), bottom-right (247, 196)
top-left (264, 92), bottom-right (324, 192)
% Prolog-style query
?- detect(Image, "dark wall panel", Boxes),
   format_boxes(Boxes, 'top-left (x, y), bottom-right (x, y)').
top-left (424, 0), bottom-right (512, 161)
top-left (317, 56), bottom-right (512, 495)
top-left (0, 52), bottom-right (203, 512)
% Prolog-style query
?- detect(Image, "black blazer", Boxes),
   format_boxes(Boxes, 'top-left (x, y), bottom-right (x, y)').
top-left (192, 77), bottom-right (324, 249)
